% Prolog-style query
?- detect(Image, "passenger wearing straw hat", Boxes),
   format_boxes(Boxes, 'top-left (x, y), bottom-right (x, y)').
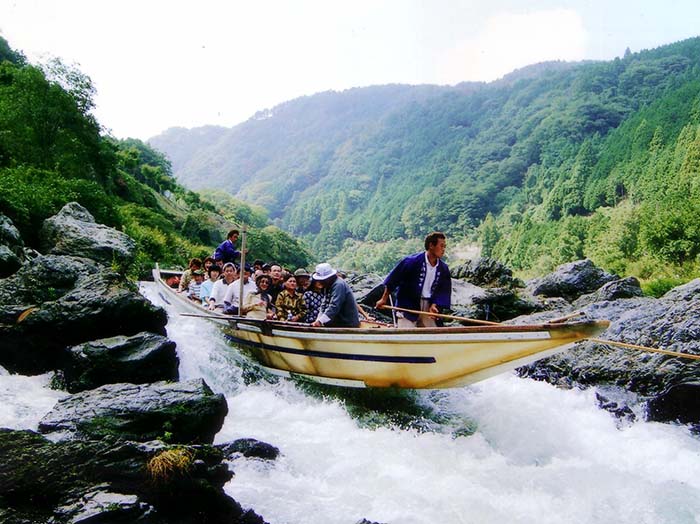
top-left (310, 263), bottom-right (360, 328)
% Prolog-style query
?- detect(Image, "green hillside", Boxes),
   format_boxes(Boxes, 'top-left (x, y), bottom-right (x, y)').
top-left (151, 37), bottom-right (700, 286)
top-left (0, 38), bottom-right (311, 277)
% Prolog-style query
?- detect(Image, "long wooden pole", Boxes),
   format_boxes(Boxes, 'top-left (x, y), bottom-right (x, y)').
top-left (238, 225), bottom-right (247, 317)
top-left (587, 337), bottom-right (700, 361)
top-left (379, 305), bottom-right (500, 326)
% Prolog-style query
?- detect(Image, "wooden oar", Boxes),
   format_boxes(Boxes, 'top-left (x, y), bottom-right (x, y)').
top-left (379, 305), bottom-right (500, 326)
top-left (587, 337), bottom-right (700, 361)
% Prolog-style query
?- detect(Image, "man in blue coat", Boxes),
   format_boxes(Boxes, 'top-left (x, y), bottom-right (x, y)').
top-left (214, 229), bottom-right (241, 265)
top-left (375, 231), bottom-right (451, 327)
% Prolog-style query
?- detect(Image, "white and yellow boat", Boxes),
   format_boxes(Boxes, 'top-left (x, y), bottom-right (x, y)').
top-left (154, 266), bottom-right (609, 389)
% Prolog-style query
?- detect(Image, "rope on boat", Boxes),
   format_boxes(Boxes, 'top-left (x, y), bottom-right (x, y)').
top-left (587, 337), bottom-right (700, 361)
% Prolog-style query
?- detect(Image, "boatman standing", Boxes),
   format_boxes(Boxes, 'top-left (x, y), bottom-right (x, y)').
top-left (214, 229), bottom-right (244, 265)
top-left (375, 231), bottom-right (451, 328)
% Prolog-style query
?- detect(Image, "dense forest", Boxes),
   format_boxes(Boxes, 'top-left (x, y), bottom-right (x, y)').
top-left (152, 37), bottom-right (700, 290)
top-left (0, 38), bottom-right (311, 277)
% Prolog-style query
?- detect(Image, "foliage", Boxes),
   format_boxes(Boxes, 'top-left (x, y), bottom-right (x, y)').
top-left (0, 38), bottom-right (311, 278)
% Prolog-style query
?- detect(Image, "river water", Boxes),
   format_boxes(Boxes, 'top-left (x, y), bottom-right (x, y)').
top-left (1, 282), bottom-right (699, 524)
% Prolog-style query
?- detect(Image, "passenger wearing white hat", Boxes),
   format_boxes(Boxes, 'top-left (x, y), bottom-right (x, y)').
top-left (311, 263), bottom-right (360, 328)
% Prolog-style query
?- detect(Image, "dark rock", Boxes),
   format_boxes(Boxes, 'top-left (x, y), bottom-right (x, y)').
top-left (62, 332), bottom-right (179, 393)
top-left (0, 429), bottom-right (265, 524)
top-left (0, 255), bottom-right (167, 374)
top-left (0, 214), bottom-right (23, 278)
top-left (38, 379), bottom-right (227, 444)
top-left (647, 382), bottom-right (700, 426)
top-left (469, 287), bottom-right (538, 322)
top-left (217, 438), bottom-right (280, 461)
top-left (451, 257), bottom-right (522, 288)
top-left (595, 391), bottom-right (637, 425)
top-left (528, 259), bottom-right (618, 302)
top-left (39, 202), bottom-right (136, 268)
top-left (574, 277), bottom-right (644, 307)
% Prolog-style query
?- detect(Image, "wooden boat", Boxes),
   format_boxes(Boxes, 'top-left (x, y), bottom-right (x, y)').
top-left (153, 266), bottom-right (609, 389)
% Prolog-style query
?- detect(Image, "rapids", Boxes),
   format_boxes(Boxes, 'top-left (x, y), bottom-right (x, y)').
top-left (1, 282), bottom-right (698, 523)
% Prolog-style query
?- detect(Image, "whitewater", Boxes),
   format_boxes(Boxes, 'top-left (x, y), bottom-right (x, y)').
top-left (1, 282), bottom-right (699, 524)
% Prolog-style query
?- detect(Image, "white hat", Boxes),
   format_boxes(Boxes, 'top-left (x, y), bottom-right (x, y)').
top-left (312, 262), bottom-right (337, 281)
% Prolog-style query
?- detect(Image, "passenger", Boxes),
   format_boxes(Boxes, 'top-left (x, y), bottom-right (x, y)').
top-left (208, 262), bottom-right (237, 311)
top-left (213, 229), bottom-right (245, 265)
top-left (375, 231), bottom-right (451, 328)
top-left (165, 274), bottom-right (180, 288)
top-left (268, 263), bottom-right (284, 303)
top-left (252, 259), bottom-right (265, 273)
top-left (275, 274), bottom-right (307, 322)
top-left (178, 257), bottom-right (202, 292)
top-left (223, 264), bottom-right (257, 314)
top-left (200, 265), bottom-right (221, 306)
top-left (203, 256), bottom-right (216, 273)
top-left (294, 268), bottom-right (311, 292)
top-left (310, 263), bottom-right (360, 328)
top-left (241, 273), bottom-right (276, 319)
top-left (303, 277), bottom-right (325, 323)
top-left (187, 270), bottom-right (205, 302)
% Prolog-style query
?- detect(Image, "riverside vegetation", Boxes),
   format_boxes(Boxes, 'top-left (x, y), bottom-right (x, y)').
top-left (151, 37), bottom-right (700, 293)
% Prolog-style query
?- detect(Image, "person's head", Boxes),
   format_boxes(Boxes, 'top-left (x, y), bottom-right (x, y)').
top-left (222, 263), bottom-right (237, 282)
top-left (310, 277), bottom-right (324, 292)
top-left (188, 257), bottom-right (202, 270)
top-left (270, 264), bottom-right (283, 283)
top-left (283, 274), bottom-right (298, 292)
top-left (227, 229), bottom-right (240, 242)
top-left (208, 265), bottom-right (221, 281)
top-left (312, 262), bottom-right (338, 288)
top-left (192, 270), bottom-right (205, 283)
top-left (242, 264), bottom-right (252, 283)
top-left (294, 268), bottom-right (311, 289)
top-left (261, 263), bottom-right (271, 274)
top-left (253, 259), bottom-right (264, 271)
top-left (255, 273), bottom-right (271, 290)
top-left (424, 231), bottom-right (447, 259)
top-left (203, 256), bottom-right (215, 270)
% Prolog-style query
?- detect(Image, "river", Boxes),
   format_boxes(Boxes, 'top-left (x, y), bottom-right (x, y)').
top-left (2, 282), bottom-right (699, 524)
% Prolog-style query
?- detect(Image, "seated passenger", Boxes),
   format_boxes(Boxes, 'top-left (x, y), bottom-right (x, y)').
top-left (199, 265), bottom-right (221, 306)
top-left (187, 270), bottom-right (205, 302)
top-left (303, 277), bottom-right (325, 323)
top-left (208, 263), bottom-right (237, 311)
top-left (178, 257), bottom-right (203, 292)
top-left (223, 264), bottom-right (257, 315)
top-left (275, 274), bottom-right (307, 322)
top-left (294, 268), bottom-right (311, 292)
top-left (241, 273), bottom-right (276, 319)
top-left (310, 263), bottom-right (360, 328)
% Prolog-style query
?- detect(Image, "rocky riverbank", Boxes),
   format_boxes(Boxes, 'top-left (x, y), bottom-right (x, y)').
top-left (0, 203), bottom-right (270, 523)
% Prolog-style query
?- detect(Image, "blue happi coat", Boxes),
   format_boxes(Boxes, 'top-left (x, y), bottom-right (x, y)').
top-left (383, 252), bottom-right (451, 322)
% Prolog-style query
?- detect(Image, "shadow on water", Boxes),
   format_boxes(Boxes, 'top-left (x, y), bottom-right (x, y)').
top-left (294, 380), bottom-right (479, 437)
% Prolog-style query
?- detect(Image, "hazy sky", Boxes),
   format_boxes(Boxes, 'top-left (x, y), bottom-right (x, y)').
top-left (1, 0), bottom-right (698, 140)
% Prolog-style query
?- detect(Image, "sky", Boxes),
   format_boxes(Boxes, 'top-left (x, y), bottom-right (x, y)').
top-left (1, 0), bottom-right (699, 140)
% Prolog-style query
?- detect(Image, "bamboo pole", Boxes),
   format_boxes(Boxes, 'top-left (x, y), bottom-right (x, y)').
top-left (587, 337), bottom-right (700, 361)
top-left (238, 225), bottom-right (247, 317)
top-left (547, 311), bottom-right (584, 324)
top-left (379, 305), bottom-right (501, 326)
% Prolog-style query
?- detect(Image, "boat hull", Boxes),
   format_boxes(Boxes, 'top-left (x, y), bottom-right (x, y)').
top-left (153, 267), bottom-right (609, 389)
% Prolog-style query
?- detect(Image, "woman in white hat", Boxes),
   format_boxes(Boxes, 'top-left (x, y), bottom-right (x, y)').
top-left (310, 263), bottom-right (360, 328)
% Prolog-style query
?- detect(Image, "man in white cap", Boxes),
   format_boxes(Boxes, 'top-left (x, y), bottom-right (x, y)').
top-left (310, 263), bottom-right (360, 328)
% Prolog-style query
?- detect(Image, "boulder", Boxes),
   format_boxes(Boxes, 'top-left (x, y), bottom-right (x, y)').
top-left (38, 379), bottom-right (228, 444)
top-left (217, 438), bottom-right (280, 461)
top-left (574, 276), bottom-right (644, 307)
top-left (0, 255), bottom-right (167, 374)
top-left (0, 214), bottom-right (23, 278)
top-left (0, 429), bottom-right (265, 524)
top-left (39, 202), bottom-right (136, 268)
top-left (62, 332), bottom-right (179, 393)
top-left (451, 257), bottom-right (523, 288)
top-left (527, 259), bottom-right (618, 302)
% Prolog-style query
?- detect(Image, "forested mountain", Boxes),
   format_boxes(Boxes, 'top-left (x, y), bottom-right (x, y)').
top-left (0, 38), bottom-right (311, 277)
top-left (151, 37), bottom-right (700, 286)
